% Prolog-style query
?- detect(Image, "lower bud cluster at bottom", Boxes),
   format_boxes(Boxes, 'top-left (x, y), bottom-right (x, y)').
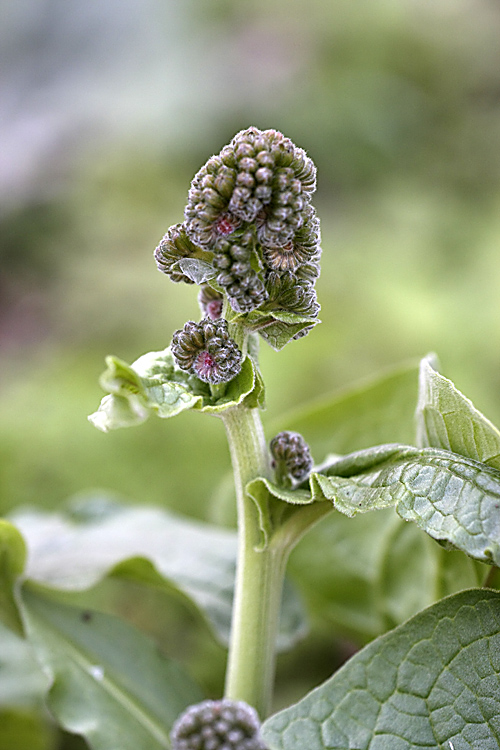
top-left (171, 699), bottom-right (267, 750)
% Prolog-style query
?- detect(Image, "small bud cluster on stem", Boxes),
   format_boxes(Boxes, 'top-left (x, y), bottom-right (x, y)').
top-left (270, 431), bottom-right (313, 487)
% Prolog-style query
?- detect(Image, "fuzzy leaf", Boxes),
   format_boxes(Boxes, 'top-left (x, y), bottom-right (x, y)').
top-left (198, 356), bottom-right (263, 414)
top-left (257, 317), bottom-right (319, 351)
top-left (89, 350), bottom-right (263, 430)
top-left (10, 502), bottom-right (306, 651)
top-left (262, 589), bottom-right (500, 750)
top-left (21, 587), bottom-right (203, 750)
top-left (0, 521), bottom-right (27, 636)
top-left (311, 444), bottom-right (500, 566)
top-left (416, 355), bottom-right (500, 470)
top-left (89, 351), bottom-right (204, 431)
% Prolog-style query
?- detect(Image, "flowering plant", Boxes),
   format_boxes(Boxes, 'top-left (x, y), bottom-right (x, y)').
top-left (2, 128), bottom-right (500, 750)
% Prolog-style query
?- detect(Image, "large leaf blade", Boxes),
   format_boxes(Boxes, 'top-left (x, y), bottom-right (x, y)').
top-left (10, 502), bottom-right (306, 650)
top-left (416, 355), bottom-right (500, 470)
top-left (22, 587), bottom-right (203, 750)
top-left (262, 589), bottom-right (500, 750)
top-left (310, 445), bottom-right (500, 566)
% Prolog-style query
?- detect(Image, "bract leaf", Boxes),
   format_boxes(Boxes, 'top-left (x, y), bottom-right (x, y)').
top-left (262, 588), bottom-right (500, 750)
top-left (10, 502), bottom-right (306, 651)
top-left (199, 356), bottom-right (262, 414)
top-left (176, 258), bottom-right (216, 284)
top-left (88, 351), bottom-right (204, 431)
top-left (0, 520), bottom-right (27, 635)
top-left (416, 355), bottom-right (500, 470)
top-left (89, 350), bottom-right (263, 430)
top-left (22, 587), bottom-right (203, 750)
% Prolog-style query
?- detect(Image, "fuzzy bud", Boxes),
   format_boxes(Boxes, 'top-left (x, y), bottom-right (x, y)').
top-left (198, 285), bottom-right (224, 320)
top-left (270, 431), bottom-right (313, 486)
top-left (157, 128), bottom-right (322, 339)
top-left (171, 699), bottom-right (267, 750)
top-left (171, 319), bottom-right (242, 384)
top-left (155, 223), bottom-right (203, 284)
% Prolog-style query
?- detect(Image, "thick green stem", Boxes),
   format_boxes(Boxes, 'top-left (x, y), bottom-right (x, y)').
top-left (222, 405), bottom-right (285, 718)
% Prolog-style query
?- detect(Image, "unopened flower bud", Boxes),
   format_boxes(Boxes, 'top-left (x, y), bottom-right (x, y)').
top-left (198, 285), bottom-right (224, 320)
top-left (270, 431), bottom-right (313, 486)
top-left (171, 319), bottom-right (242, 384)
top-left (154, 223), bottom-right (202, 284)
top-left (171, 699), bottom-right (266, 750)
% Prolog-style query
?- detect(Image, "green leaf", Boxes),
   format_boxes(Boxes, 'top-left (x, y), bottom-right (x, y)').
top-left (10, 501), bottom-right (306, 651)
top-left (0, 623), bottom-right (49, 707)
top-left (416, 355), bottom-right (500, 470)
top-left (273, 360), bottom-right (420, 458)
top-left (176, 258), bottom-right (216, 284)
top-left (262, 589), bottom-right (500, 750)
top-left (89, 350), bottom-right (264, 430)
top-left (0, 520), bottom-right (27, 635)
top-left (199, 355), bottom-right (263, 414)
top-left (89, 351), bottom-right (205, 431)
top-left (22, 587), bottom-right (203, 750)
top-left (229, 308), bottom-right (319, 350)
top-left (310, 444), bottom-right (500, 566)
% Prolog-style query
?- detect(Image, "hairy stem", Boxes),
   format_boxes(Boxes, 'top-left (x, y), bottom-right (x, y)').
top-left (222, 405), bottom-right (284, 718)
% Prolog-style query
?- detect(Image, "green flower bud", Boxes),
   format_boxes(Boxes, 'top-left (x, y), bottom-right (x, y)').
top-left (157, 127), bottom-right (322, 342)
top-left (171, 699), bottom-right (267, 750)
top-left (213, 234), bottom-right (269, 313)
top-left (171, 319), bottom-right (242, 384)
top-left (270, 431), bottom-right (313, 486)
top-left (265, 272), bottom-right (320, 318)
top-left (154, 223), bottom-right (201, 284)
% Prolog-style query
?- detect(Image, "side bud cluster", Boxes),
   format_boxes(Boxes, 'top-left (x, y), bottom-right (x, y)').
top-left (270, 431), bottom-right (313, 486)
top-left (171, 699), bottom-right (267, 750)
top-left (155, 128), bottom-right (321, 336)
top-left (171, 318), bottom-right (242, 384)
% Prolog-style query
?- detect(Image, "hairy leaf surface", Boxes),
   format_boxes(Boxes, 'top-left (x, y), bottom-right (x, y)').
top-left (22, 589), bottom-right (203, 750)
top-left (416, 356), bottom-right (500, 470)
top-left (88, 347), bottom-right (264, 431)
top-left (262, 589), bottom-right (500, 750)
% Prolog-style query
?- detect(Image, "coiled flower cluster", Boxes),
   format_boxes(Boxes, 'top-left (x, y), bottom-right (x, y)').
top-left (155, 128), bottom-right (321, 335)
top-left (270, 431), bottom-right (313, 486)
top-left (171, 318), bottom-right (242, 384)
top-left (171, 699), bottom-right (266, 750)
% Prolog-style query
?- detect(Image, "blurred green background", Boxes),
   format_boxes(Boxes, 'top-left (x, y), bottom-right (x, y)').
top-left (2, 0), bottom-right (500, 743)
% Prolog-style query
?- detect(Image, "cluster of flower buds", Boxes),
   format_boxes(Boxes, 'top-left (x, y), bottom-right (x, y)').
top-left (170, 699), bottom-right (267, 750)
top-left (155, 128), bottom-right (321, 329)
top-left (171, 318), bottom-right (242, 384)
top-left (270, 431), bottom-right (313, 486)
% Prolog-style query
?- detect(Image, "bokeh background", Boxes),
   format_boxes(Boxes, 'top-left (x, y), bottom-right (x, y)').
top-left (2, 0), bottom-right (500, 743)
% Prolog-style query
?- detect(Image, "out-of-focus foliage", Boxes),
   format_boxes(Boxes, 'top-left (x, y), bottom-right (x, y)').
top-left (3, 0), bottom-right (500, 738)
